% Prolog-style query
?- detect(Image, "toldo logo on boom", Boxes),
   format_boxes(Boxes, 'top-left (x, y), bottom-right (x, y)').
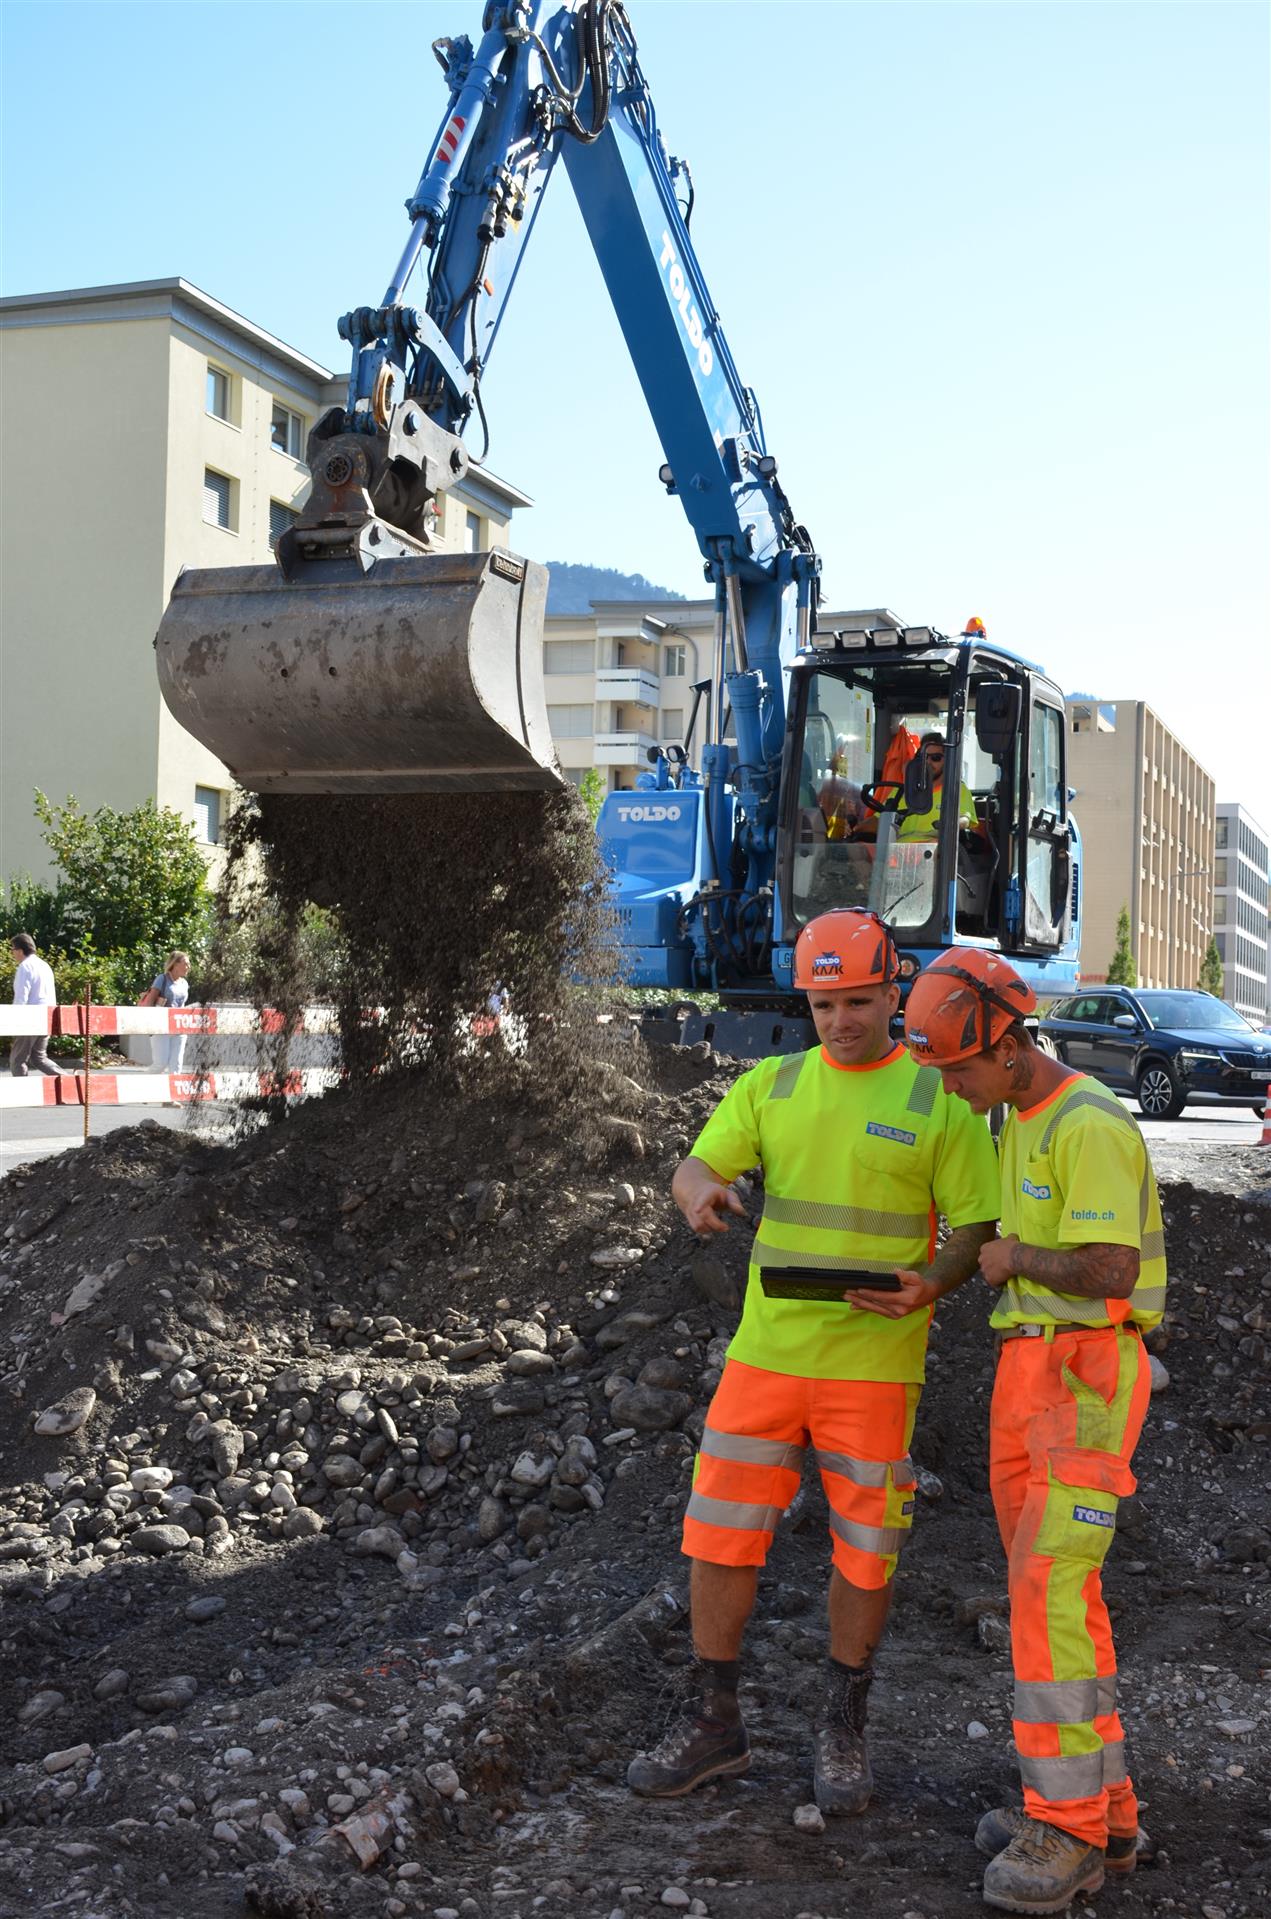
top-left (615, 803), bottom-right (682, 824)
top-left (660, 232), bottom-right (714, 377)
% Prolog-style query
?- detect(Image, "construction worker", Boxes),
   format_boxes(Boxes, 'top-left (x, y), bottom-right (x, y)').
top-left (894, 732), bottom-right (977, 842)
top-left (902, 950), bottom-right (1166, 1914)
top-left (627, 909), bottom-right (999, 1813)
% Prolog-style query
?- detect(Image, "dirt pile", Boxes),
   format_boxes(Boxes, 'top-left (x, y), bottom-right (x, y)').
top-left (0, 1062), bottom-right (1269, 1919)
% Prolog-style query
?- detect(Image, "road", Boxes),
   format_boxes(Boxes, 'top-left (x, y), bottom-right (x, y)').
top-left (1, 1084), bottom-right (1262, 1181)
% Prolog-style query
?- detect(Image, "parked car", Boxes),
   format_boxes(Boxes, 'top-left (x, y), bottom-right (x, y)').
top-left (1039, 988), bottom-right (1271, 1120)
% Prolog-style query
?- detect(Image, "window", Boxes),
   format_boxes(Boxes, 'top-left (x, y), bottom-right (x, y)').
top-left (269, 500), bottom-right (300, 549)
top-left (206, 365), bottom-right (230, 420)
top-left (193, 787), bottom-right (222, 845)
top-left (270, 403), bottom-right (304, 459)
top-left (465, 510), bottom-right (483, 553)
top-left (664, 642), bottom-right (686, 677)
top-left (1216, 816), bottom-right (1228, 850)
top-left (202, 469), bottom-right (233, 530)
top-left (661, 707), bottom-right (684, 740)
top-left (547, 704), bottom-right (594, 739)
top-left (543, 639), bottom-right (595, 674)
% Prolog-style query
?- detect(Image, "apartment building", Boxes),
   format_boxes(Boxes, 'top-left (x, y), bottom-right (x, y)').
top-left (1213, 803), bottom-right (1270, 1022)
top-left (0, 278), bottom-right (528, 882)
top-left (1066, 698), bottom-right (1216, 989)
top-left (542, 598), bottom-right (712, 788)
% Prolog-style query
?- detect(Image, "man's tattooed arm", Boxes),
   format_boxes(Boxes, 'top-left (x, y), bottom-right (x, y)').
top-left (924, 1222), bottom-right (997, 1298)
top-left (1012, 1240), bottom-right (1140, 1299)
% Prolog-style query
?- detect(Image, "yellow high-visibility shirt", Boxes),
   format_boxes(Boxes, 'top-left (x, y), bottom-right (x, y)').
top-left (895, 779), bottom-right (977, 842)
top-left (993, 1072), bottom-right (1167, 1331)
top-left (690, 1044), bottom-right (1000, 1382)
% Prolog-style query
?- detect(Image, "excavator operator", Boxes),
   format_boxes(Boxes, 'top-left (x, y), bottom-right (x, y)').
top-left (894, 732), bottom-right (978, 842)
top-left (627, 910), bottom-right (998, 1816)
top-left (903, 949), bottom-right (1166, 1914)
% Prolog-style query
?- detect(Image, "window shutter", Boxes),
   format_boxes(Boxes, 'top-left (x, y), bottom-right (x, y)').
top-left (203, 470), bottom-right (231, 528)
top-left (270, 500), bottom-right (299, 548)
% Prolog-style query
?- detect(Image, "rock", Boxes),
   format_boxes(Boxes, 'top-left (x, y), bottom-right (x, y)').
top-left (1214, 1718), bottom-right (1257, 1740)
top-left (477, 1496), bottom-right (510, 1542)
top-left (223, 1746), bottom-right (256, 1770)
top-left (793, 1802), bottom-right (826, 1832)
top-left (516, 1503), bottom-right (551, 1542)
top-left (42, 1744), bottom-right (92, 1774)
top-left (506, 1349), bottom-right (554, 1377)
top-left (129, 1466), bottom-right (174, 1493)
top-left (63, 1274), bottom-right (105, 1318)
top-left (638, 1355), bottom-right (689, 1392)
top-left (426, 1426), bottom-right (460, 1463)
top-left (186, 1595), bottom-right (227, 1622)
top-left (32, 1387), bottom-right (96, 1437)
top-left (590, 1246), bottom-right (645, 1270)
top-left (283, 1507), bottom-right (325, 1540)
top-left (610, 1384), bottom-right (691, 1433)
top-left (424, 1760), bottom-right (461, 1797)
top-left (967, 1721), bottom-right (990, 1740)
top-left (688, 1251), bottom-right (742, 1312)
top-left (93, 1669), bottom-right (129, 1701)
top-left (132, 1524), bottom-right (192, 1556)
top-left (915, 1467), bottom-right (944, 1501)
top-left (354, 1525), bottom-right (402, 1559)
top-left (506, 1319), bottom-right (548, 1353)
top-left (659, 1891), bottom-right (691, 1911)
top-left (18, 1690), bottom-right (66, 1724)
top-left (211, 1425), bottom-right (244, 1477)
top-left (135, 1675), bottom-right (198, 1713)
top-left (322, 1454), bottom-right (363, 1489)
top-left (1148, 1355), bottom-right (1170, 1393)
top-left (510, 1451), bottom-right (555, 1489)
top-left (595, 1309), bottom-right (665, 1352)
top-left (977, 1613), bottom-right (1012, 1655)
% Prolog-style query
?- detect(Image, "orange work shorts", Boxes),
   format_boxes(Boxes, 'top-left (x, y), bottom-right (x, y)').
top-left (682, 1358), bottom-right (921, 1590)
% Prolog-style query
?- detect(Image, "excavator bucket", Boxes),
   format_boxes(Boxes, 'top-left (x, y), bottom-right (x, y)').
top-left (154, 550), bottom-right (563, 794)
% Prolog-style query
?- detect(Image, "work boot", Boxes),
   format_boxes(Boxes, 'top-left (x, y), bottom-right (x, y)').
top-left (812, 1658), bottom-right (874, 1816)
top-left (982, 1816), bottom-right (1106, 1913)
top-left (976, 1806), bottom-right (1143, 1873)
top-left (626, 1664), bottom-right (749, 1799)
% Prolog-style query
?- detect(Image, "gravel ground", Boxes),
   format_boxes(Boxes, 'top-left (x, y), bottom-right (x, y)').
top-left (0, 1046), bottom-right (1267, 1919)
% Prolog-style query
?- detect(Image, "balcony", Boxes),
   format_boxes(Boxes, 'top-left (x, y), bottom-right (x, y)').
top-left (595, 666), bottom-right (660, 705)
top-left (594, 730), bottom-right (659, 767)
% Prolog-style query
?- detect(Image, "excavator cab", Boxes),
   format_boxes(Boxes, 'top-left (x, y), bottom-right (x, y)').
top-left (155, 404), bottom-right (563, 795)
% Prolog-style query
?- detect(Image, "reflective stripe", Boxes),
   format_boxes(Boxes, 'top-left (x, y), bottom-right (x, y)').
top-left (1129, 1284), bottom-right (1166, 1313)
top-left (1013, 1677), bottom-right (1099, 1724)
top-left (754, 1245), bottom-right (899, 1275)
top-left (817, 1449), bottom-right (915, 1490)
top-left (1096, 1674), bottom-right (1118, 1716)
top-left (686, 1490), bottom-right (782, 1534)
top-left (828, 1506), bottom-right (908, 1558)
top-left (1138, 1230), bottom-right (1166, 1260)
top-left (996, 1284), bottom-right (1116, 1325)
top-left (700, 1426), bottom-right (804, 1473)
top-left (1101, 1739), bottom-right (1127, 1784)
top-left (1038, 1089), bottom-right (1139, 1155)
top-left (906, 1066), bottom-right (939, 1117)
top-left (768, 1052), bottom-right (809, 1102)
top-left (763, 1195), bottom-right (930, 1238)
top-left (1017, 1749), bottom-right (1106, 1800)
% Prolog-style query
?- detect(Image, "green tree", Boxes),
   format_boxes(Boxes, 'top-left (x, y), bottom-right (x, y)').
top-left (1197, 936), bottom-right (1224, 997)
top-left (577, 767), bottom-right (606, 826)
top-left (29, 791), bottom-right (212, 988)
top-left (1106, 905), bottom-right (1137, 987)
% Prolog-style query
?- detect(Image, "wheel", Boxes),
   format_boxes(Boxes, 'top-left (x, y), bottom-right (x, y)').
top-left (1254, 1103), bottom-right (1267, 1119)
top-left (1136, 1060), bottom-right (1185, 1120)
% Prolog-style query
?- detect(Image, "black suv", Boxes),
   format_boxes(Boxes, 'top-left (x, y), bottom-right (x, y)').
top-left (1039, 989), bottom-right (1271, 1120)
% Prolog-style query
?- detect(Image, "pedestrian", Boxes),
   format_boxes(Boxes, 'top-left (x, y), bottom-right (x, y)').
top-left (144, 951), bottom-right (192, 1076)
top-left (903, 949), bottom-right (1166, 1913)
top-left (8, 933), bottom-right (66, 1077)
top-left (627, 909), bottom-right (999, 1813)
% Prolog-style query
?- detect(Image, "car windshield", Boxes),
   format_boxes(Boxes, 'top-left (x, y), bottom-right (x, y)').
top-left (1134, 992), bottom-right (1253, 1033)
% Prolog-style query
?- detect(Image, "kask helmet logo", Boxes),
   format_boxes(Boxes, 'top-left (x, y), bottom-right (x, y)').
top-left (811, 951), bottom-right (843, 979)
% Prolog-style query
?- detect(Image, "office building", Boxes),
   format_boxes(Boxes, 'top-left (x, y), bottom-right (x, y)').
top-left (1213, 803), bottom-right (1270, 1021)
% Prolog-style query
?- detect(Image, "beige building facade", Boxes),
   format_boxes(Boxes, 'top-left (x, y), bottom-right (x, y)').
top-left (1067, 698), bottom-right (1216, 988)
top-left (0, 278), bottom-right (529, 882)
top-left (543, 598), bottom-right (713, 789)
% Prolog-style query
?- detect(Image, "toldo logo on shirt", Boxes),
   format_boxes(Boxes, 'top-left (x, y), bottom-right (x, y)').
top-left (811, 951), bottom-right (843, 979)
top-left (1022, 1178), bottom-right (1052, 1200)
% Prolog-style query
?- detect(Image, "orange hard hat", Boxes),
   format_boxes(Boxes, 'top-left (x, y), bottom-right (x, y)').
top-left (903, 948), bottom-right (1037, 1065)
top-left (793, 909), bottom-right (899, 992)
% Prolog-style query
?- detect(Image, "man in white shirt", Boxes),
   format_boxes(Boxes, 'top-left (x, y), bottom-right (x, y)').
top-left (9, 934), bottom-right (65, 1077)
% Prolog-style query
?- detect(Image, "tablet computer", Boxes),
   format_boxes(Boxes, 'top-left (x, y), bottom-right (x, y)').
top-left (760, 1267), bottom-right (903, 1301)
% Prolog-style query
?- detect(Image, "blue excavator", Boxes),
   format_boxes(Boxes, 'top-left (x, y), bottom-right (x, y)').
top-left (156, 0), bottom-right (1081, 1050)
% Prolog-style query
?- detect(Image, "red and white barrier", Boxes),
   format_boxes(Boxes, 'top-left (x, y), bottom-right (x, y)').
top-left (0, 1068), bottom-right (340, 1109)
top-left (0, 1005), bottom-right (336, 1038)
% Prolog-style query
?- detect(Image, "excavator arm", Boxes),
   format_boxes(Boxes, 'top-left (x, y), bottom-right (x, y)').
top-left (156, 0), bottom-right (819, 820)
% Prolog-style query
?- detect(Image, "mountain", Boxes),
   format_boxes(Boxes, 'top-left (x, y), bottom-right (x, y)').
top-left (542, 562), bottom-right (687, 616)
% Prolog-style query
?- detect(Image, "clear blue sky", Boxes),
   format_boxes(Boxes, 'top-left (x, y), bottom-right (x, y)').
top-left (3, 1), bottom-right (1268, 830)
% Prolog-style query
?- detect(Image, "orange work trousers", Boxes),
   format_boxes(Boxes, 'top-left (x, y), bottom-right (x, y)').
top-left (682, 1359), bottom-right (921, 1590)
top-left (990, 1324), bottom-right (1150, 1849)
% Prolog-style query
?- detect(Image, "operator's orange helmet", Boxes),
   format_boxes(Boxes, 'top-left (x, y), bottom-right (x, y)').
top-left (903, 948), bottom-right (1036, 1066)
top-left (792, 909), bottom-right (899, 992)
